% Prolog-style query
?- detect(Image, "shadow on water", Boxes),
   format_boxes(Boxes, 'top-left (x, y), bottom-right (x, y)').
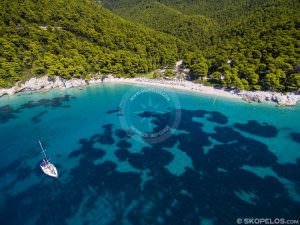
top-left (290, 132), bottom-right (300, 144)
top-left (115, 129), bottom-right (131, 139)
top-left (106, 107), bottom-right (121, 114)
top-left (272, 159), bottom-right (300, 182)
top-left (0, 105), bottom-right (19, 124)
top-left (0, 109), bottom-right (299, 225)
top-left (91, 124), bottom-right (115, 145)
top-left (0, 95), bottom-right (73, 124)
top-left (18, 95), bottom-right (73, 110)
top-left (32, 110), bottom-right (48, 123)
top-left (69, 138), bottom-right (106, 161)
top-left (234, 120), bottom-right (278, 137)
top-left (117, 140), bottom-right (132, 149)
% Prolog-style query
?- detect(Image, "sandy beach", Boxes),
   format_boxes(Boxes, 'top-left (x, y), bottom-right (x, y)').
top-left (103, 77), bottom-right (240, 100)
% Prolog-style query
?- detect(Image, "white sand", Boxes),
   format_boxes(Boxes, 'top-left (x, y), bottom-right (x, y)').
top-left (103, 77), bottom-right (241, 100)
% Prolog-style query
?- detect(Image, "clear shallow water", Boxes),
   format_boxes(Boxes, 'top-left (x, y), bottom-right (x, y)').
top-left (0, 83), bottom-right (299, 225)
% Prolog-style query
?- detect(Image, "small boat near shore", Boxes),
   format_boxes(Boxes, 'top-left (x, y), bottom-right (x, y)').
top-left (39, 140), bottom-right (58, 178)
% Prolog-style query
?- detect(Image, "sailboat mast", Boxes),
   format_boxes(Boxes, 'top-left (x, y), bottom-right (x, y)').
top-left (39, 140), bottom-right (48, 160)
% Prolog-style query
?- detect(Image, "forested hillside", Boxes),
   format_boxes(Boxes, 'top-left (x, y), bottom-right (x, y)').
top-left (105, 1), bottom-right (217, 48)
top-left (0, 0), bottom-right (299, 92)
top-left (199, 3), bottom-right (300, 91)
top-left (0, 0), bottom-right (187, 87)
top-left (102, 0), bottom-right (300, 91)
top-left (103, 0), bottom-right (296, 25)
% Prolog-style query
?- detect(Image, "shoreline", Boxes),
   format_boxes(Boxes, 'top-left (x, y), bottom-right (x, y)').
top-left (0, 76), bottom-right (299, 106)
top-left (104, 77), bottom-right (241, 100)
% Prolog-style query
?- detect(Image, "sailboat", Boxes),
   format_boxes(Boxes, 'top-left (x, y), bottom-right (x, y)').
top-left (39, 140), bottom-right (58, 178)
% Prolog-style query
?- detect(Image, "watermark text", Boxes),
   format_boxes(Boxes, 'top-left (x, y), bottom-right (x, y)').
top-left (236, 218), bottom-right (299, 225)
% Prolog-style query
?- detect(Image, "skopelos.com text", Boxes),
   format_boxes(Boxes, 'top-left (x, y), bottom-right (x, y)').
top-left (236, 218), bottom-right (299, 225)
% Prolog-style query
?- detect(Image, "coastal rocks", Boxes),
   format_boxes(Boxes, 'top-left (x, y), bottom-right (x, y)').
top-left (51, 76), bottom-right (66, 88)
top-left (0, 86), bottom-right (19, 96)
top-left (274, 94), bottom-right (300, 106)
top-left (0, 76), bottom-right (95, 97)
top-left (64, 79), bottom-right (87, 88)
top-left (237, 91), bottom-right (300, 106)
top-left (22, 76), bottom-right (52, 91)
top-left (102, 74), bottom-right (115, 82)
top-left (89, 77), bottom-right (103, 85)
top-left (238, 91), bottom-right (266, 103)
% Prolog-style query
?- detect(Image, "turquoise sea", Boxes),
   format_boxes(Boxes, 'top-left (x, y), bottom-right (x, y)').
top-left (0, 83), bottom-right (299, 225)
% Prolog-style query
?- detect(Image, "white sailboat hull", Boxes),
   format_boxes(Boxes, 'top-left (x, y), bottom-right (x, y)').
top-left (40, 161), bottom-right (58, 178)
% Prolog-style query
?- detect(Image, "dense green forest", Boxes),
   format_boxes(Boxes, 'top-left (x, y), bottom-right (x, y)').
top-left (103, 1), bottom-right (217, 48)
top-left (0, 0), bottom-right (299, 92)
top-left (102, 0), bottom-right (300, 92)
top-left (0, 0), bottom-right (187, 87)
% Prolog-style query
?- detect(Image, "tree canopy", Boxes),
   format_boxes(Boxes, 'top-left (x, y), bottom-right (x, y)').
top-left (0, 0), bottom-right (187, 87)
top-left (102, 0), bottom-right (300, 92)
top-left (0, 0), bottom-right (299, 92)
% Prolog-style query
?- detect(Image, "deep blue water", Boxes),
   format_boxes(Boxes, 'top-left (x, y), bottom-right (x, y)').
top-left (0, 83), bottom-right (299, 225)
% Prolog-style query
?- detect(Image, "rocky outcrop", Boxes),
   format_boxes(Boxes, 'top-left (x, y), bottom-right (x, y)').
top-left (22, 76), bottom-right (54, 91)
top-left (89, 77), bottom-right (103, 85)
top-left (0, 76), bottom-right (92, 97)
top-left (64, 78), bottom-right (87, 88)
top-left (237, 91), bottom-right (300, 106)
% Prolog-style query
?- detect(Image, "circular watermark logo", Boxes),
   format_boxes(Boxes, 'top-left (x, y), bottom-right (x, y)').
top-left (119, 87), bottom-right (181, 144)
